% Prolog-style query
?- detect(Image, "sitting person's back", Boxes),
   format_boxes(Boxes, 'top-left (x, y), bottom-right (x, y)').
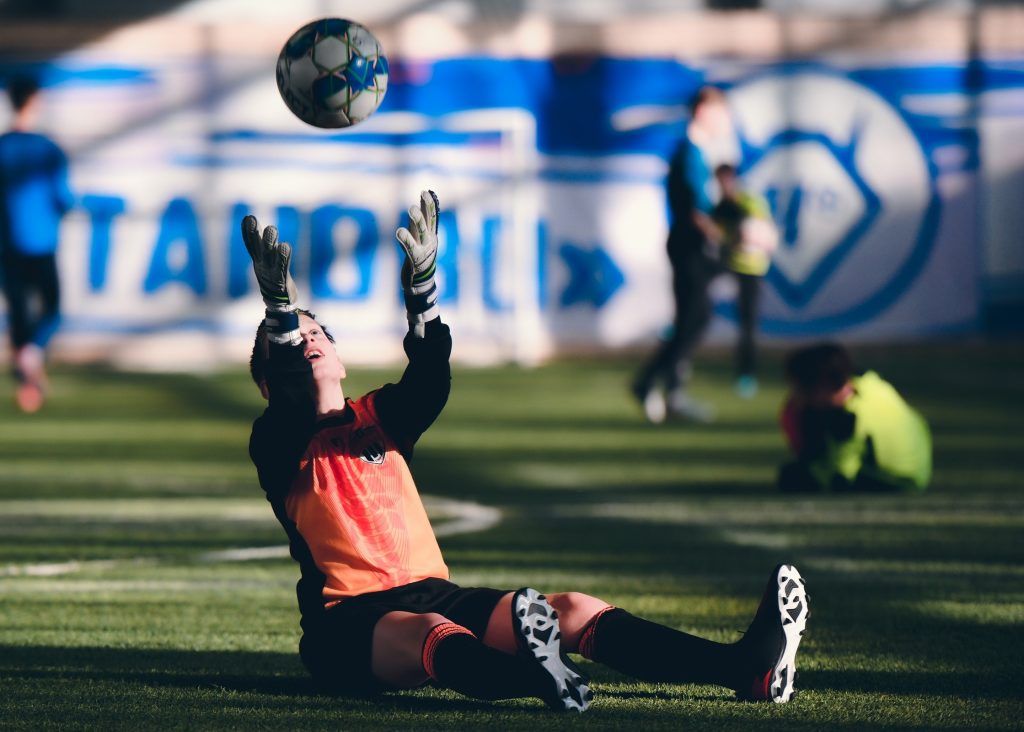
top-left (778, 343), bottom-right (931, 492)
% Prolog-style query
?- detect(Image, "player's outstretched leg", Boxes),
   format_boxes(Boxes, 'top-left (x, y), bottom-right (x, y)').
top-left (733, 563), bottom-right (809, 703)
top-left (511, 587), bottom-right (592, 713)
top-left (575, 564), bottom-right (809, 702)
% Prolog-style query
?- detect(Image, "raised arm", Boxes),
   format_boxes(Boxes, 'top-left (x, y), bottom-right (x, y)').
top-left (374, 190), bottom-right (452, 450)
top-left (242, 213), bottom-right (311, 409)
top-left (243, 215), bottom-right (315, 499)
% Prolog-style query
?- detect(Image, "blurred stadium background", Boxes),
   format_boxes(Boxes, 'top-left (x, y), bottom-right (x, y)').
top-left (1, 0), bottom-right (1022, 729)
top-left (1, 0), bottom-right (1022, 366)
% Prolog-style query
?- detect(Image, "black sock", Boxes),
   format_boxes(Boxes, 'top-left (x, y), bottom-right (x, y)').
top-left (423, 622), bottom-right (550, 701)
top-left (580, 608), bottom-right (743, 688)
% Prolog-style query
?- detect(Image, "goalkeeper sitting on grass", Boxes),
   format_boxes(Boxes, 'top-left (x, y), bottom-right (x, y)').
top-left (244, 191), bottom-right (809, 712)
top-left (778, 343), bottom-right (932, 493)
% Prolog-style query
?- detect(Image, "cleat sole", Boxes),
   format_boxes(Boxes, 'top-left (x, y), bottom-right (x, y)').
top-left (512, 588), bottom-right (592, 713)
top-left (769, 564), bottom-right (808, 703)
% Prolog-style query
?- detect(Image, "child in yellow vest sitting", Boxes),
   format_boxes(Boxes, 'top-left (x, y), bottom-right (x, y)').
top-left (778, 343), bottom-right (932, 492)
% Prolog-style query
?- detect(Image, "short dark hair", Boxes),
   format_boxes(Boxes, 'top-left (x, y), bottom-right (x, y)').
top-left (688, 85), bottom-right (726, 116)
top-left (249, 308), bottom-right (335, 386)
top-left (7, 75), bottom-right (41, 113)
top-left (714, 163), bottom-right (737, 178)
top-left (784, 343), bottom-right (854, 394)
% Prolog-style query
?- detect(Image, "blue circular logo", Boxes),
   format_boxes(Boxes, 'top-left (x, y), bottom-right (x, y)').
top-left (727, 71), bottom-right (941, 334)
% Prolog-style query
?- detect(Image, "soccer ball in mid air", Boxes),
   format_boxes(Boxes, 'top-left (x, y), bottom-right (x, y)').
top-left (276, 18), bottom-right (388, 129)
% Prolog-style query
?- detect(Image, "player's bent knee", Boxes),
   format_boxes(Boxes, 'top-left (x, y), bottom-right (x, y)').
top-left (547, 592), bottom-right (613, 650)
top-left (371, 611), bottom-right (451, 688)
top-left (377, 611), bottom-right (450, 649)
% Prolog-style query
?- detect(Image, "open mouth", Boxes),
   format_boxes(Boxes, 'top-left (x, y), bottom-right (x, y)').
top-left (305, 349), bottom-right (324, 362)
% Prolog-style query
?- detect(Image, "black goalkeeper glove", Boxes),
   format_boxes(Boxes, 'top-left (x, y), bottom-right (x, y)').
top-left (242, 215), bottom-right (301, 346)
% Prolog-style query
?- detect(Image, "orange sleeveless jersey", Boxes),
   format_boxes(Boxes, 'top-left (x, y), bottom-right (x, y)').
top-left (283, 393), bottom-right (449, 605)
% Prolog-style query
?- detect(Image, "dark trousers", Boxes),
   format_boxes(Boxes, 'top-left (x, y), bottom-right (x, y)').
top-left (635, 257), bottom-right (714, 396)
top-left (1, 250), bottom-right (61, 350)
top-left (777, 461), bottom-right (916, 493)
top-left (735, 273), bottom-right (760, 378)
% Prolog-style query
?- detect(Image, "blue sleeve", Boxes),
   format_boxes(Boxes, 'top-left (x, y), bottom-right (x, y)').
top-left (681, 140), bottom-right (712, 214)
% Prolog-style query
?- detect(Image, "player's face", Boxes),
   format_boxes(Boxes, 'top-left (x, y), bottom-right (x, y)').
top-left (717, 171), bottom-right (737, 197)
top-left (19, 92), bottom-right (42, 127)
top-left (697, 100), bottom-right (732, 140)
top-left (299, 313), bottom-right (345, 384)
top-left (800, 383), bottom-right (851, 409)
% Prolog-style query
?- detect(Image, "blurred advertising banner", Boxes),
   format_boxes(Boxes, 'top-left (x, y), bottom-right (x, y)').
top-left (1, 7), bottom-right (1022, 367)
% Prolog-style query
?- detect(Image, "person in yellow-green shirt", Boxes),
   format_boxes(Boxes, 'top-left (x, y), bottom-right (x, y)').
top-left (711, 164), bottom-right (778, 399)
top-left (778, 343), bottom-right (932, 493)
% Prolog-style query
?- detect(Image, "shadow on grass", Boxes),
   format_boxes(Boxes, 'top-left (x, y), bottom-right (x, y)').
top-left (0, 644), bottom-right (495, 713)
top-left (803, 669), bottom-right (1020, 701)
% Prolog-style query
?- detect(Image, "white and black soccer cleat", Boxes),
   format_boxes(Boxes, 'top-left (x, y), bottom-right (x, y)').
top-left (735, 563), bottom-right (809, 703)
top-left (511, 587), bottom-right (593, 713)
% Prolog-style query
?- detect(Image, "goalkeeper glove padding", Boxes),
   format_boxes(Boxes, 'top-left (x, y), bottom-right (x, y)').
top-left (395, 190), bottom-right (441, 337)
top-left (242, 215), bottom-right (301, 345)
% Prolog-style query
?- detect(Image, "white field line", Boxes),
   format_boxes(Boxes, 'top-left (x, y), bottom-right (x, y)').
top-left (0, 557), bottom-right (156, 578)
top-left (423, 496), bottom-right (503, 538)
top-left (196, 545), bottom-right (290, 562)
top-left (1, 496), bottom-right (502, 577)
top-left (1, 559), bottom-right (120, 578)
top-left (196, 497), bottom-right (502, 563)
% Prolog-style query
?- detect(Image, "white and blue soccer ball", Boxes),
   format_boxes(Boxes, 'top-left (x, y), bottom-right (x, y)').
top-left (276, 18), bottom-right (389, 129)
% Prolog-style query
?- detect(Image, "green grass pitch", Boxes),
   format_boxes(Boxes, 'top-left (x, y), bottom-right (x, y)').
top-left (1, 344), bottom-right (1022, 730)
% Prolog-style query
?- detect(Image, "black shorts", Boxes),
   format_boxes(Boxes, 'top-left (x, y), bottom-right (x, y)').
top-left (299, 577), bottom-right (511, 694)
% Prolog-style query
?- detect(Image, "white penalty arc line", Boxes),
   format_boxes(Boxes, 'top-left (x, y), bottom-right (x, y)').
top-left (0, 559), bottom-right (131, 578)
top-left (197, 497), bottom-right (502, 563)
top-left (0, 496), bottom-right (502, 577)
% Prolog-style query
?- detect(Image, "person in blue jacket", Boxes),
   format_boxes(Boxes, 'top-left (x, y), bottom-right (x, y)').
top-left (0, 75), bottom-right (73, 413)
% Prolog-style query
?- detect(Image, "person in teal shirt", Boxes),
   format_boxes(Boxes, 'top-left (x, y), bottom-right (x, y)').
top-left (633, 86), bottom-right (733, 424)
top-left (778, 343), bottom-right (932, 492)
